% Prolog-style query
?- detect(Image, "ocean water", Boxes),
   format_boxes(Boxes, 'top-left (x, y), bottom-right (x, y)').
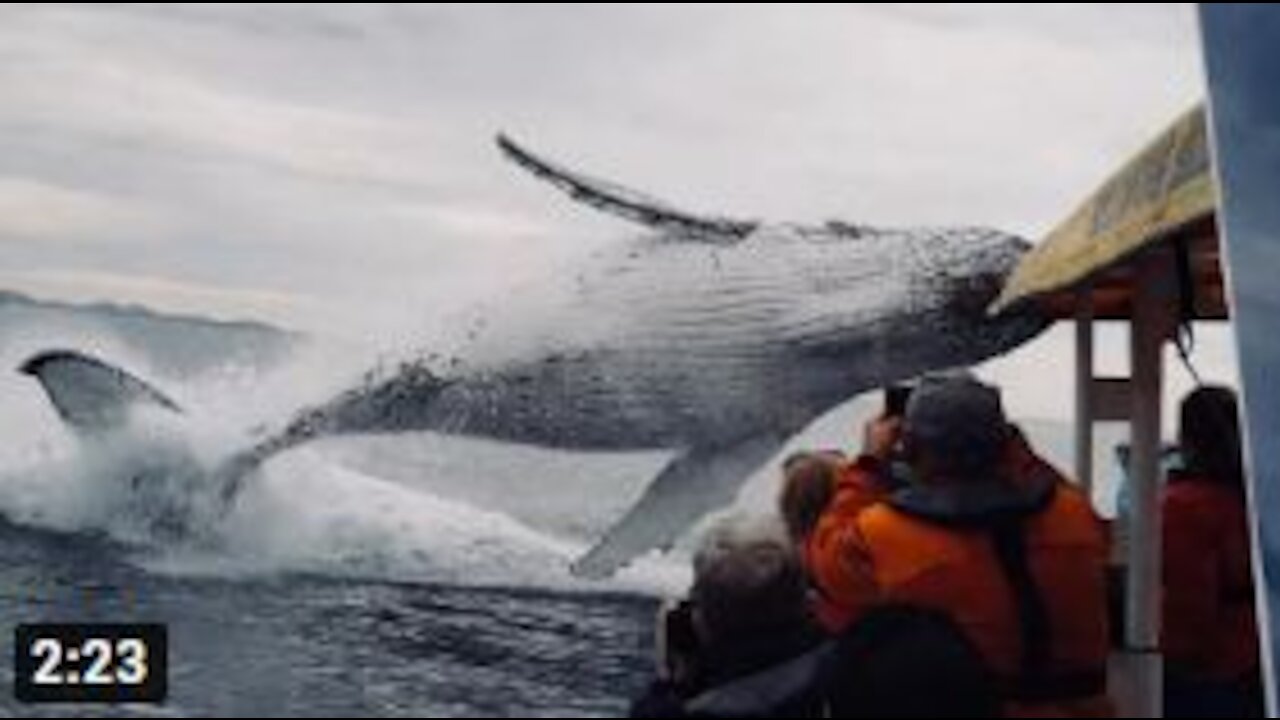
top-left (0, 518), bottom-right (659, 717)
top-left (0, 328), bottom-right (691, 717)
top-left (0, 417), bottom-right (677, 717)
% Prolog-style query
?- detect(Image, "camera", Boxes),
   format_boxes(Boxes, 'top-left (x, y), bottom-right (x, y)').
top-left (655, 600), bottom-right (702, 685)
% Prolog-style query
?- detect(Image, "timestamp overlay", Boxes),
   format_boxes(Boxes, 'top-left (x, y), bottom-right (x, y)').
top-left (13, 624), bottom-right (167, 703)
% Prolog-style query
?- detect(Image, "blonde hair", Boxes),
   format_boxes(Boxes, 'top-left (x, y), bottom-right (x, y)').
top-left (778, 451), bottom-right (841, 540)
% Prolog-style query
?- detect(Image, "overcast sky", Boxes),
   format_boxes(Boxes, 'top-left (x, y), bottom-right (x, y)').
top-left (0, 3), bottom-right (1230, 420)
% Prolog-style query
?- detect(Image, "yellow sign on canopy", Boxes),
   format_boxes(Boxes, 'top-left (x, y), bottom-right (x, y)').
top-left (992, 105), bottom-right (1217, 317)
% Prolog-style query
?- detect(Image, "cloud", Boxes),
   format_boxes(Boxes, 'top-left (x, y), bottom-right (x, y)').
top-left (0, 36), bottom-right (443, 193)
top-left (0, 176), bottom-right (173, 243)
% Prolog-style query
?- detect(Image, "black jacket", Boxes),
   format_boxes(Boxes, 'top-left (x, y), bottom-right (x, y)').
top-left (629, 625), bottom-right (827, 718)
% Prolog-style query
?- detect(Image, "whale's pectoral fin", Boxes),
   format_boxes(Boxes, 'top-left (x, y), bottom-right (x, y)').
top-left (571, 433), bottom-right (785, 579)
top-left (496, 133), bottom-right (758, 243)
top-left (19, 349), bottom-right (182, 433)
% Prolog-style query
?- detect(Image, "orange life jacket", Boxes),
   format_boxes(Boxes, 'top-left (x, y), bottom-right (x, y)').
top-left (809, 448), bottom-right (1112, 717)
top-left (803, 455), bottom-right (891, 630)
top-left (1162, 472), bottom-right (1260, 683)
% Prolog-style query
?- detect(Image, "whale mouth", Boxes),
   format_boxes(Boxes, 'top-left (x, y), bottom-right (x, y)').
top-left (996, 304), bottom-right (1052, 348)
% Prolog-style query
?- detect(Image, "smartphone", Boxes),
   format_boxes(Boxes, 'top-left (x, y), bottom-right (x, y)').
top-left (884, 383), bottom-right (913, 417)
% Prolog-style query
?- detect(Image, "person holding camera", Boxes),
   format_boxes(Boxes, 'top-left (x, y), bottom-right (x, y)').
top-left (805, 372), bottom-right (1112, 717)
top-left (629, 517), bottom-right (826, 718)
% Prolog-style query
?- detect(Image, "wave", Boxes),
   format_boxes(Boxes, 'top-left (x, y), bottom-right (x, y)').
top-left (0, 370), bottom-right (687, 598)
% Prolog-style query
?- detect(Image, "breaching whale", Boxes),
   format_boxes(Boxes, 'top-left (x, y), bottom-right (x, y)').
top-left (19, 135), bottom-right (1049, 577)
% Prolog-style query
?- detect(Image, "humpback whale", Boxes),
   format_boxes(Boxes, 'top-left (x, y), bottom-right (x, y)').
top-left (19, 135), bottom-right (1049, 577)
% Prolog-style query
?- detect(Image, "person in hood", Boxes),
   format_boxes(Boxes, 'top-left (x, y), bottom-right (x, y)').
top-left (806, 372), bottom-right (1111, 717)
